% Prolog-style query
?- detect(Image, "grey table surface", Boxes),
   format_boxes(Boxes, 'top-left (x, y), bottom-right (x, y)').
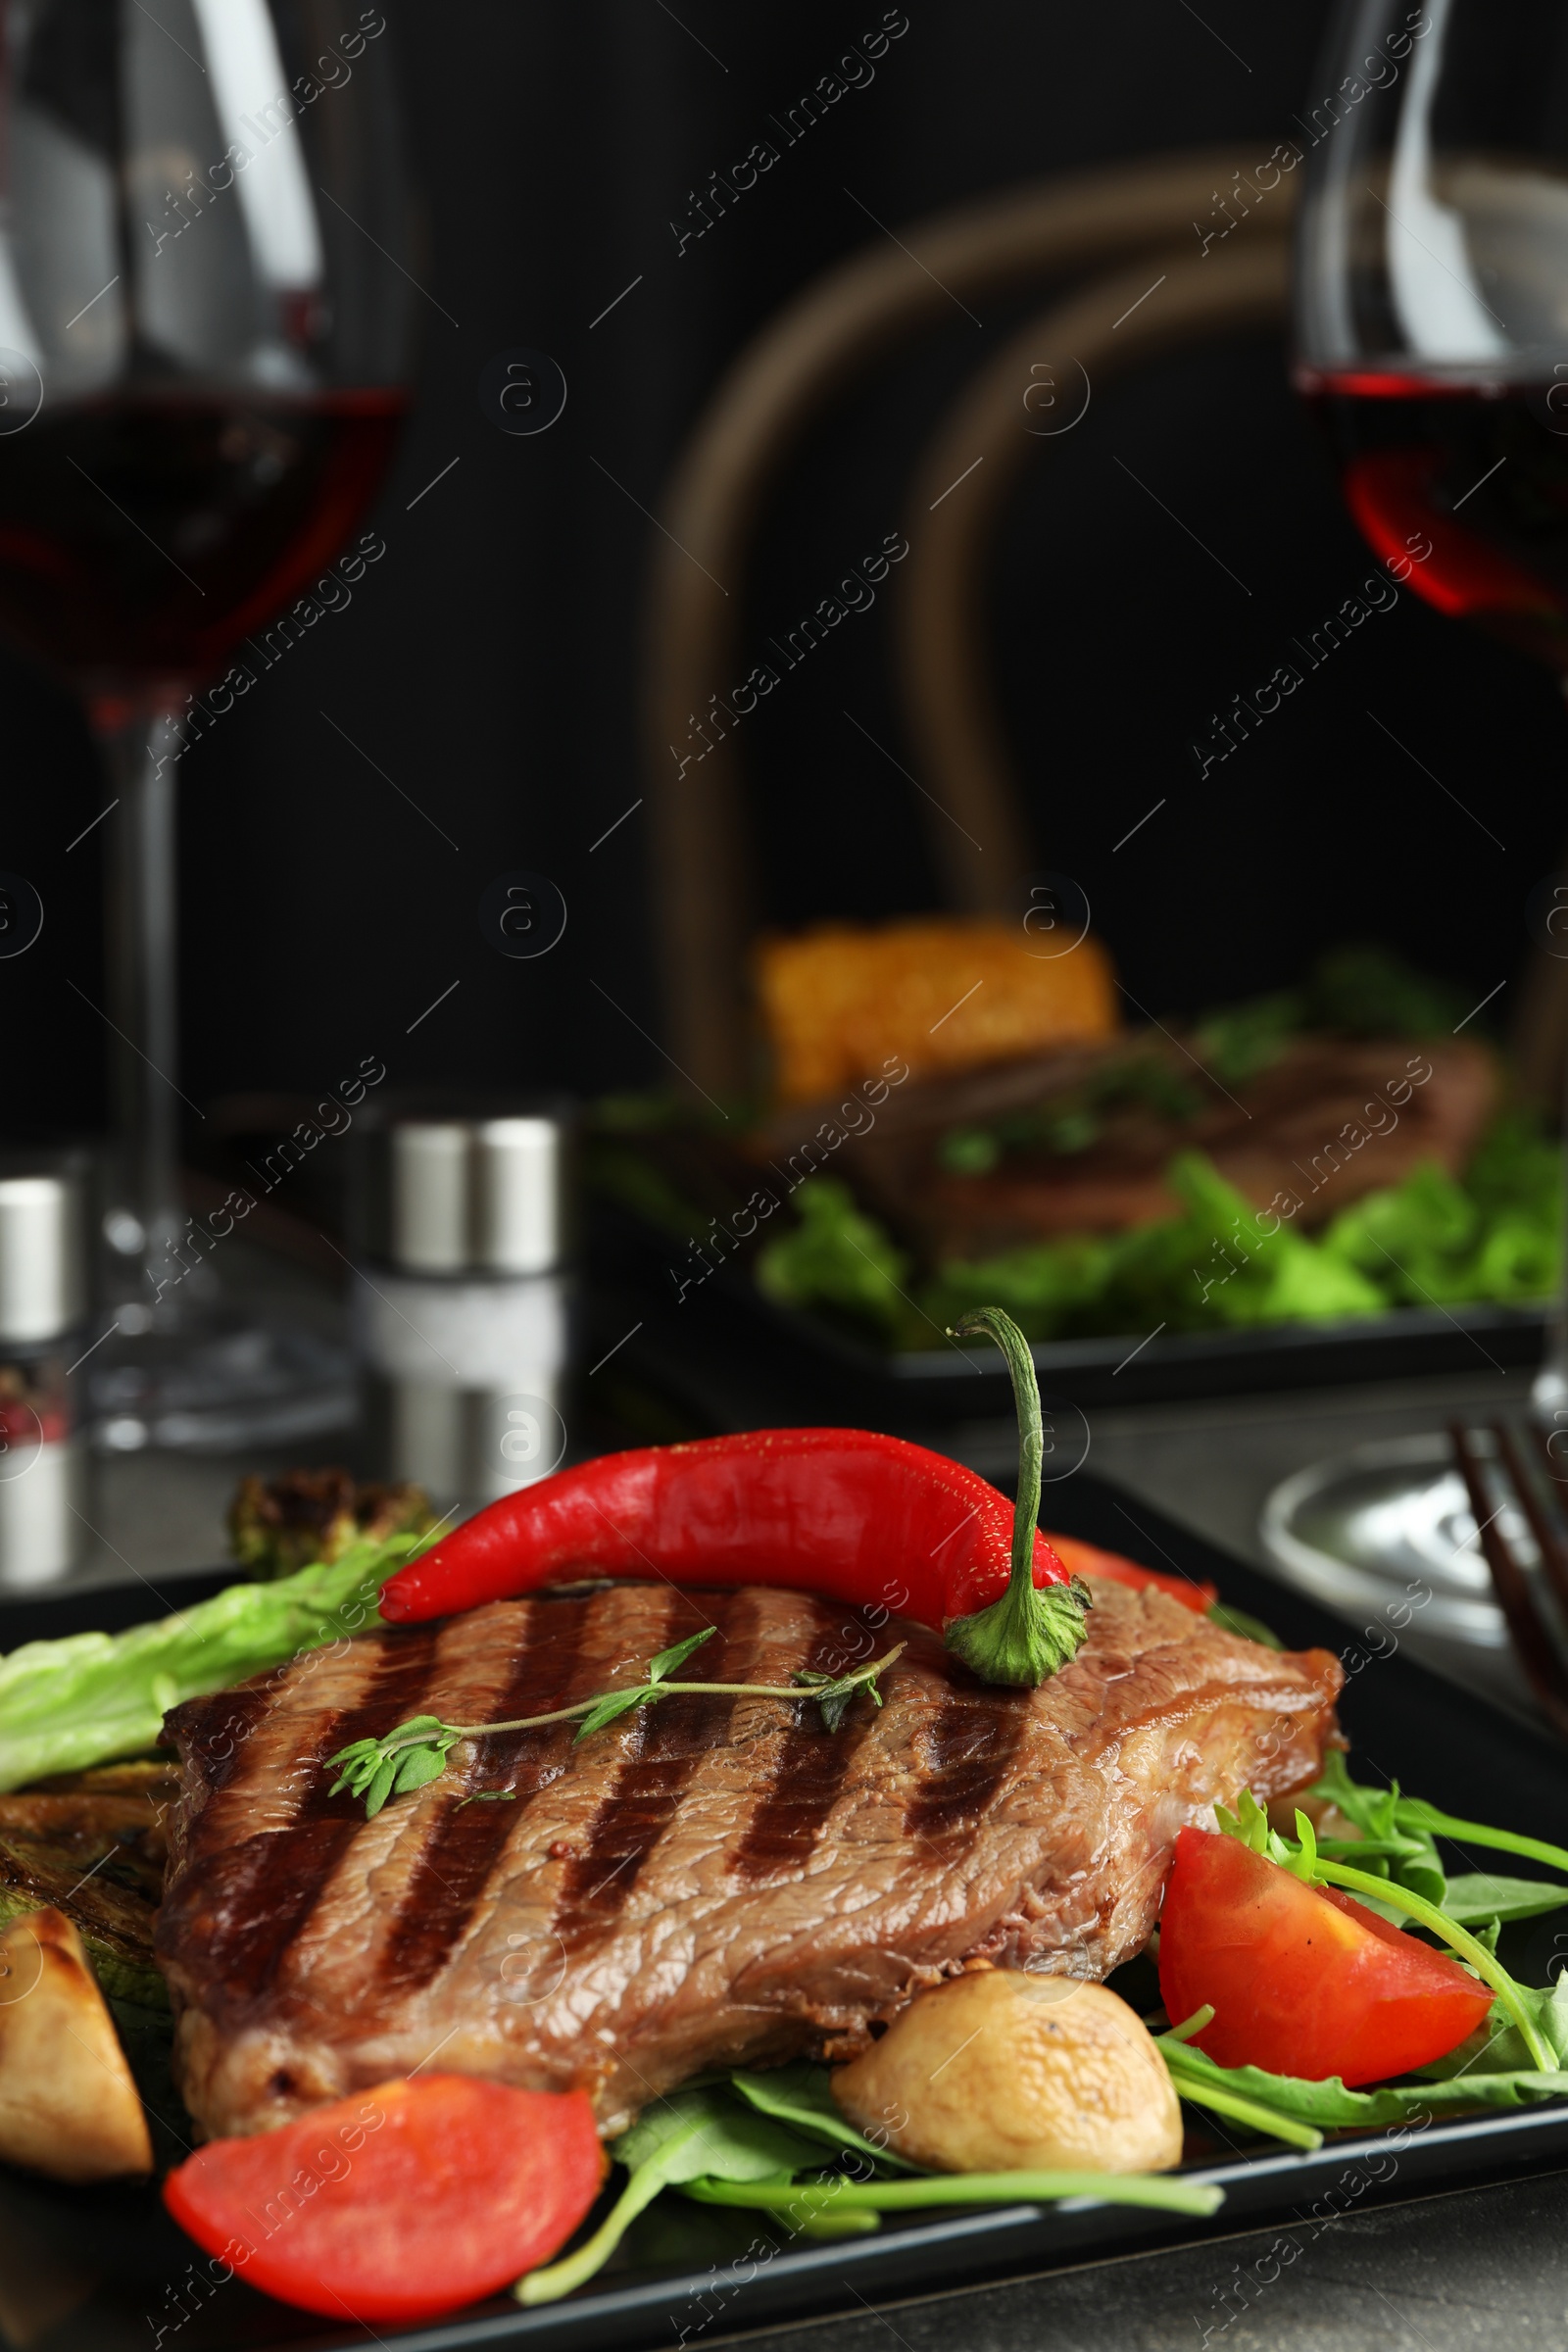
top-left (32, 1269), bottom-right (1568, 2352)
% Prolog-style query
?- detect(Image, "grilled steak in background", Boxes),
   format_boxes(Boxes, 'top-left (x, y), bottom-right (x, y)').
top-left (158, 1582), bottom-right (1342, 2141)
top-left (831, 1037), bottom-right (1497, 1259)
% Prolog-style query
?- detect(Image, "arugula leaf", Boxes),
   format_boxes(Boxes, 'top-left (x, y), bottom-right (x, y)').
top-left (680, 2171), bottom-right (1225, 2221)
top-left (1441, 1874), bottom-right (1568, 1926)
top-left (1161, 2034), bottom-right (1568, 2129)
top-left (1235, 1768), bottom-right (1566, 1920)
top-left (1396, 1797), bottom-right (1568, 1881)
top-left (1216, 1783), bottom-right (1446, 1909)
top-left (1421, 1975), bottom-right (1568, 2081)
top-left (614, 2089), bottom-right (817, 2183)
top-left (1304, 1753), bottom-right (1447, 1905)
top-left (728, 2063), bottom-right (919, 2172)
top-left (1214, 1788), bottom-right (1292, 1864)
top-left (517, 2088), bottom-right (826, 2306)
top-left (1155, 2019), bottom-right (1322, 2148)
top-left (1308, 1754), bottom-right (1568, 1884)
top-left (647, 1628), bottom-right (714, 1684)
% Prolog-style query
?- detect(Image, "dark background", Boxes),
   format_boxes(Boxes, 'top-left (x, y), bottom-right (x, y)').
top-left (5, 0), bottom-right (1562, 1144)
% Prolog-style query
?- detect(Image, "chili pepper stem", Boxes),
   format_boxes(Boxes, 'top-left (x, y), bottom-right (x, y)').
top-left (941, 1308), bottom-right (1091, 1688)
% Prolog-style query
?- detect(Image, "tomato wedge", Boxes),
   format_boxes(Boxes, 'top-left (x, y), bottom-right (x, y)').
top-left (164, 2076), bottom-right (604, 2323)
top-left (1046, 1533), bottom-right (1217, 1613)
top-left (1158, 1827), bottom-right (1493, 2085)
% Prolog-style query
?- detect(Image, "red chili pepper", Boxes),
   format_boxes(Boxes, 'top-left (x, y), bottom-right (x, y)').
top-left (380, 1426), bottom-right (1071, 1634)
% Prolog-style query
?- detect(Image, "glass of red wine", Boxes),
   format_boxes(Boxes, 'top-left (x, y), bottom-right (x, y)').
top-left (1297, 6), bottom-right (1568, 663)
top-left (0, 0), bottom-right (411, 1446)
top-left (1295, 0), bottom-right (1568, 1427)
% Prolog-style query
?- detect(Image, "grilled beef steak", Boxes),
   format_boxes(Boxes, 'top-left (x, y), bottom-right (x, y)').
top-left (158, 1580), bottom-right (1341, 2140)
top-left (834, 1037), bottom-right (1497, 1257)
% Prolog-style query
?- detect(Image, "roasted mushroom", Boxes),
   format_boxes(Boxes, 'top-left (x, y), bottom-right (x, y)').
top-left (831, 1969), bottom-right (1182, 2176)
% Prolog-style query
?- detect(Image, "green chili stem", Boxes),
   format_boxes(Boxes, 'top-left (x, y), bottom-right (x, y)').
top-left (1311, 1855), bottom-right (1553, 2071)
top-left (940, 1311), bottom-right (1090, 1688)
top-left (953, 1307), bottom-right (1042, 1591)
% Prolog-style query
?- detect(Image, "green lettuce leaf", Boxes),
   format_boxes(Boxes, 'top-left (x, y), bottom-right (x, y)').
top-left (0, 1532), bottom-right (429, 1790)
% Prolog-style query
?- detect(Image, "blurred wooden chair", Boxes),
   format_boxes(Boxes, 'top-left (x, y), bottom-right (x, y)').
top-left (640, 150), bottom-right (1296, 1097)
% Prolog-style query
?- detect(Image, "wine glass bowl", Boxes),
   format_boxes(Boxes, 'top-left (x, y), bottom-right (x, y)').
top-left (0, 0), bottom-right (415, 1450)
top-left (1295, 0), bottom-right (1568, 1426)
top-left (0, 0), bottom-right (409, 694)
top-left (1296, 0), bottom-right (1568, 670)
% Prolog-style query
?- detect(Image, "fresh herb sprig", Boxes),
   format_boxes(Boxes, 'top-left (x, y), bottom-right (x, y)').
top-left (326, 1627), bottom-right (906, 1818)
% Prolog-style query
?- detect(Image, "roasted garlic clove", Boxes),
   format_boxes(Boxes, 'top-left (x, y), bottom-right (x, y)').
top-left (831, 1970), bottom-right (1182, 2176)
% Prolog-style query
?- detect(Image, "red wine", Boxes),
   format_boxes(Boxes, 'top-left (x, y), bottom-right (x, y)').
top-left (0, 387), bottom-right (405, 689)
top-left (1305, 368), bottom-right (1568, 670)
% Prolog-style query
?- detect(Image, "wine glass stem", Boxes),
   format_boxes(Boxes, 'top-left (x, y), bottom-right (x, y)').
top-left (93, 707), bottom-right (186, 1311)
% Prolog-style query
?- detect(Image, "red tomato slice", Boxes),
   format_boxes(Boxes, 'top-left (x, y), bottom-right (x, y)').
top-left (164, 2076), bottom-right (604, 2324)
top-left (1045, 1532), bottom-right (1217, 1613)
top-left (1158, 1827), bottom-right (1493, 2085)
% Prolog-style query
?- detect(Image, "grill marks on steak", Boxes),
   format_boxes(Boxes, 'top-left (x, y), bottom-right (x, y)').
top-left (555, 1590), bottom-right (758, 1952)
top-left (730, 1610), bottom-right (879, 1881)
top-left (158, 1581), bottom-right (1342, 2142)
top-left (904, 1693), bottom-right (1029, 1849)
top-left (382, 1595), bottom-right (597, 1992)
top-left (181, 1629), bottom-right (442, 2007)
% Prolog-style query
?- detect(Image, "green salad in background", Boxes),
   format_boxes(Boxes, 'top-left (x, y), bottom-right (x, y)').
top-left (592, 946), bottom-right (1565, 1353)
top-left (758, 1125), bottom-right (1561, 1349)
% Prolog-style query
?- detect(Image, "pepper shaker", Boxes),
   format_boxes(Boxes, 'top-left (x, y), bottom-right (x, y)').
top-left (352, 1109), bottom-right (575, 1508)
top-left (0, 1170), bottom-right (89, 1586)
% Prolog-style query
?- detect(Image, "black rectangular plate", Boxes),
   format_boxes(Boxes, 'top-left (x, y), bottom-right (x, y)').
top-left (590, 1202), bottom-right (1545, 1431)
top-left (17, 1475), bottom-right (1568, 2352)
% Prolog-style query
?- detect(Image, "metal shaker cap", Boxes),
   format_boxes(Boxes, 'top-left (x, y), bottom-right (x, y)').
top-left (368, 1113), bottom-right (571, 1275)
top-left (0, 1173), bottom-right (86, 1343)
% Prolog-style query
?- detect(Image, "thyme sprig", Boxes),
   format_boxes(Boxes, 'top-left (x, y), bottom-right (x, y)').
top-left (326, 1627), bottom-right (906, 1817)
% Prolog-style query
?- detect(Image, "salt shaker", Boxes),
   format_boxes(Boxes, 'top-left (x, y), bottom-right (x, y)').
top-left (0, 1170), bottom-right (89, 1586)
top-left (352, 1109), bottom-right (575, 1507)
